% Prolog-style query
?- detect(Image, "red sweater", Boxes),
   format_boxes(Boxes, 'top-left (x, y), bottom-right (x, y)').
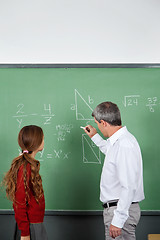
top-left (13, 164), bottom-right (45, 236)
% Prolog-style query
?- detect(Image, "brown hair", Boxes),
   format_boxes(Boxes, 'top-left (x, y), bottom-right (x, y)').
top-left (3, 125), bottom-right (44, 203)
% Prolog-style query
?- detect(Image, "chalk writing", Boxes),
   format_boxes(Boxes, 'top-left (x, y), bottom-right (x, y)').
top-left (55, 124), bottom-right (73, 141)
top-left (47, 153), bottom-right (53, 159)
top-left (13, 104), bottom-right (27, 128)
top-left (53, 149), bottom-right (71, 159)
top-left (146, 97), bottom-right (157, 112)
top-left (71, 89), bottom-right (94, 120)
top-left (88, 95), bottom-right (94, 104)
top-left (13, 103), bottom-right (55, 127)
top-left (16, 103), bottom-right (25, 115)
top-left (123, 95), bottom-right (140, 107)
top-left (41, 104), bottom-right (55, 125)
top-left (82, 134), bottom-right (101, 164)
top-left (39, 149), bottom-right (44, 157)
top-left (38, 149), bottom-right (71, 160)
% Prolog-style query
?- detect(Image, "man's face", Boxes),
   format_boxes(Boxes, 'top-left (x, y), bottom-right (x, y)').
top-left (94, 117), bottom-right (108, 137)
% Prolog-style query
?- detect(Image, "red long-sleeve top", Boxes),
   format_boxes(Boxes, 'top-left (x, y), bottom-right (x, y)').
top-left (13, 163), bottom-right (45, 236)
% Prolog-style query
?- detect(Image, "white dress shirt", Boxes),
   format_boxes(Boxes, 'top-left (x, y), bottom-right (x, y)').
top-left (91, 126), bottom-right (145, 228)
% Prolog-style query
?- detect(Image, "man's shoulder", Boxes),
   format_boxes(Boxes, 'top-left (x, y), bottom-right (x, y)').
top-left (118, 131), bottom-right (138, 149)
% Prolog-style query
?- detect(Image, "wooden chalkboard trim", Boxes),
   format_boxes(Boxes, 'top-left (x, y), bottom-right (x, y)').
top-left (0, 210), bottom-right (160, 216)
top-left (0, 64), bottom-right (160, 68)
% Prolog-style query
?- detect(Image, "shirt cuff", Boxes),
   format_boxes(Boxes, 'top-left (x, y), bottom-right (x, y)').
top-left (111, 211), bottom-right (129, 228)
top-left (91, 133), bottom-right (103, 144)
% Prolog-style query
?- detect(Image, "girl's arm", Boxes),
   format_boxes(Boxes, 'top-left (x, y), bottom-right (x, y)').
top-left (13, 164), bottom-right (31, 237)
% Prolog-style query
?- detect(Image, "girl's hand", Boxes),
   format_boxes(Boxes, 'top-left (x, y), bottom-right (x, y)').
top-left (21, 236), bottom-right (30, 240)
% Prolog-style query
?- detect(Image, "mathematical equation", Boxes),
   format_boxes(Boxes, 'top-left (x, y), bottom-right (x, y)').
top-left (70, 90), bottom-right (159, 120)
top-left (13, 103), bottom-right (55, 128)
top-left (13, 104), bottom-right (74, 161)
top-left (18, 148), bottom-right (71, 161)
top-left (55, 124), bottom-right (74, 141)
top-left (123, 95), bottom-right (159, 112)
top-left (12, 93), bottom-right (158, 164)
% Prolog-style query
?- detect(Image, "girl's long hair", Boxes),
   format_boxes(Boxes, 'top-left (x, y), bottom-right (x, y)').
top-left (3, 125), bottom-right (44, 203)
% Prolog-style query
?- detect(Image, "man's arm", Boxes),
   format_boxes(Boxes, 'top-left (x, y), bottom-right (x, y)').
top-left (112, 147), bottom-right (138, 228)
top-left (84, 125), bottom-right (108, 155)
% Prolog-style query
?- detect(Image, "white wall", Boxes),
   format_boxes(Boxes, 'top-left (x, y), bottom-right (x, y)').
top-left (0, 0), bottom-right (160, 63)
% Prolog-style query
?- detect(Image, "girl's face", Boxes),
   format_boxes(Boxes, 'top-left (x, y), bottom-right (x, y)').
top-left (38, 136), bottom-right (44, 152)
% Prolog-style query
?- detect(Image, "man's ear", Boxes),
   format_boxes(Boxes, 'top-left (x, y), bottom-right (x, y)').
top-left (100, 120), bottom-right (108, 127)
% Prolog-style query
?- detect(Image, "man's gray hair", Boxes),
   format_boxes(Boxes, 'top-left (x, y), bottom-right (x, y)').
top-left (92, 102), bottom-right (122, 126)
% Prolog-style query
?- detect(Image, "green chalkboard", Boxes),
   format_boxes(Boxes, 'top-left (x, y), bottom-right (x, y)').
top-left (0, 67), bottom-right (160, 211)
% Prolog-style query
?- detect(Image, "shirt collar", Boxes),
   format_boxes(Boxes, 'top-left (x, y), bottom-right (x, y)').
top-left (108, 126), bottom-right (127, 145)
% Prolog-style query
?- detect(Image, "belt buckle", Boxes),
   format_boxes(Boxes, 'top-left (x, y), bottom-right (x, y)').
top-left (106, 202), bottom-right (110, 208)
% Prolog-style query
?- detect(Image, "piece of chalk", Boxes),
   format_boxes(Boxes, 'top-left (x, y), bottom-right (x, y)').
top-left (80, 126), bottom-right (90, 132)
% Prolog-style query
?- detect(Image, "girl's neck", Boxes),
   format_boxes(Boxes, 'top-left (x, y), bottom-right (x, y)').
top-left (30, 151), bottom-right (37, 159)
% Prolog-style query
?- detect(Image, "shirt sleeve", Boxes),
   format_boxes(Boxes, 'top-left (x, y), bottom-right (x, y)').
top-left (111, 146), bottom-right (138, 228)
top-left (91, 133), bottom-right (108, 155)
top-left (13, 164), bottom-right (31, 236)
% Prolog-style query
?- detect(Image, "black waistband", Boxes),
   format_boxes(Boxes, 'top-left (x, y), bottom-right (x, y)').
top-left (103, 201), bottom-right (138, 209)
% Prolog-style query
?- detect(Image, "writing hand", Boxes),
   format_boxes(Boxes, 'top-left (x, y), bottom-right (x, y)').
top-left (84, 125), bottom-right (97, 138)
top-left (109, 224), bottom-right (122, 239)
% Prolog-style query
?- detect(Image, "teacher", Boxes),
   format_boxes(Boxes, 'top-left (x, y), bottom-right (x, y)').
top-left (84, 101), bottom-right (145, 240)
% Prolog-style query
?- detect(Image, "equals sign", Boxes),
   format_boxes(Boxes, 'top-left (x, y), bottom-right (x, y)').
top-left (30, 113), bottom-right (38, 116)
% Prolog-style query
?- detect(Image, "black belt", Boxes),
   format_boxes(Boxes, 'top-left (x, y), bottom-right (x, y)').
top-left (103, 201), bottom-right (138, 209)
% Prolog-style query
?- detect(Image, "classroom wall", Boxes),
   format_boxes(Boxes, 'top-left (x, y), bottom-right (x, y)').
top-left (0, 211), bottom-right (160, 240)
top-left (0, 0), bottom-right (160, 239)
top-left (0, 0), bottom-right (160, 63)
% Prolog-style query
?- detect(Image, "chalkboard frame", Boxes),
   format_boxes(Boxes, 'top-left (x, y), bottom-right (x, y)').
top-left (0, 63), bottom-right (160, 68)
top-left (0, 63), bottom-right (160, 215)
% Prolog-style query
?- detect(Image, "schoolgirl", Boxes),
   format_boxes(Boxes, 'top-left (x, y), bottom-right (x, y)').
top-left (3, 125), bottom-right (48, 240)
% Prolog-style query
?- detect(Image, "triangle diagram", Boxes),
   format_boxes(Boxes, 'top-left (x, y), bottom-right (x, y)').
top-left (82, 134), bottom-right (101, 164)
top-left (75, 89), bottom-right (93, 120)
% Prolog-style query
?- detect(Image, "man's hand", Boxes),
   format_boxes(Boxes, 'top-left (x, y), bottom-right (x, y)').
top-left (84, 125), bottom-right (97, 138)
top-left (21, 236), bottom-right (30, 240)
top-left (109, 224), bottom-right (122, 239)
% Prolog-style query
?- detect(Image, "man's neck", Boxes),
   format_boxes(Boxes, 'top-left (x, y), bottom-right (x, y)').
top-left (108, 125), bottom-right (122, 138)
